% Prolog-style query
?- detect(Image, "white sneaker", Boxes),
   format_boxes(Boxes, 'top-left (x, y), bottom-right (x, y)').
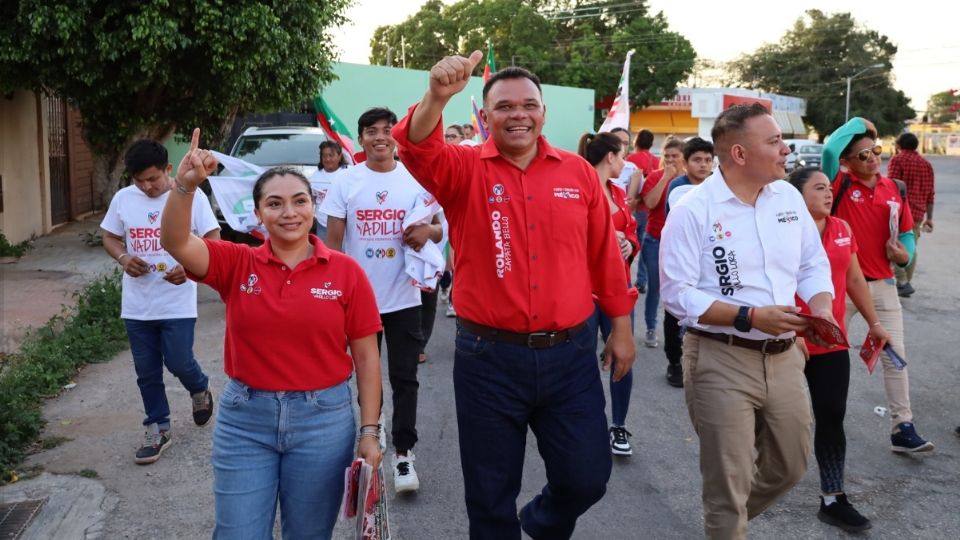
top-left (445, 304), bottom-right (457, 318)
top-left (439, 288), bottom-right (450, 303)
top-left (644, 329), bottom-right (659, 348)
top-left (394, 452), bottom-right (420, 493)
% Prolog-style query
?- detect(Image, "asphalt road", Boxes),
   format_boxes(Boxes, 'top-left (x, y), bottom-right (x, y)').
top-left (17, 156), bottom-right (960, 539)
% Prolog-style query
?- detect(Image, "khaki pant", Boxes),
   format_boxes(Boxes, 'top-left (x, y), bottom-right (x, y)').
top-left (682, 333), bottom-right (812, 540)
top-left (846, 278), bottom-right (912, 427)
top-left (894, 223), bottom-right (923, 284)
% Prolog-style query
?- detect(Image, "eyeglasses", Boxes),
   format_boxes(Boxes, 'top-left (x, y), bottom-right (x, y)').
top-left (855, 145), bottom-right (883, 162)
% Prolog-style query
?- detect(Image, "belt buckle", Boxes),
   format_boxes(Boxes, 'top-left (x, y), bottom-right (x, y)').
top-left (761, 339), bottom-right (779, 355)
top-left (527, 331), bottom-right (555, 348)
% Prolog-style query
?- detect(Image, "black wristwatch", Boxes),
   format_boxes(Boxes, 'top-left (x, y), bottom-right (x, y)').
top-left (733, 306), bottom-right (752, 332)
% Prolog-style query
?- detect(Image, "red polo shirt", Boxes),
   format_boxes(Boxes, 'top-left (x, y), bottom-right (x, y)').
top-left (832, 173), bottom-right (914, 281)
top-left (626, 150), bottom-right (657, 176)
top-left (393, 105), bottom-right (636, 332)
top-left (797, 216), bottom-right (857, 355)
top-left (608, 181), bottom-right (638, 282)
top-left (639, 169), bottom-right (670, 239)
top-left (189, 235), bottom-right (382, 391)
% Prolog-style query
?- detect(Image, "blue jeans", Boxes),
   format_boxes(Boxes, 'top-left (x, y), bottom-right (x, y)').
top-left (454, 322), bottom-right (611, 539)
top-left (640, 233), bottom-right (661, 330)
top-left (123, 318), bottom-right (209, 431)
top-left (592, 305), bottom-right (634, 427)
top-left (212, 378), bottom-right (355, 540)
top-left (634, 210), bottom-right (648, 287)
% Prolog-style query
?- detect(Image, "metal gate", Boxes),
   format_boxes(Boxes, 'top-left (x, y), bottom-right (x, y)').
top-left (47, 94), bottom-right (70, 224)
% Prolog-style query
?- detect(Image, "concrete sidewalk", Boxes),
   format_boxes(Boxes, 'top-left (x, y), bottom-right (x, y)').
top-left (1, 216), bottom-right (115, 354)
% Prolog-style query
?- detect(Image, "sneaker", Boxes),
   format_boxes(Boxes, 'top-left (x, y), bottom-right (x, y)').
top-left (394, 452), bottom-right (420, 493)
top-left (637, 284), bottom-right (647, 294)
top-left (890, 422), bottom-right (934, 453)
top-left (609, 426), bottom-right (633, 456)
top-left (438, 288), bottom-right (450, 303)
top-left (897, 282), bottom-right (915, 297)
top-left (817, 494), bottom-right (872, 532)
top-left (135, 425), bottom-right (171, 465)
top-left (644, 329), bottom-right (658, 348)
top-left (191, 388), bottom-right (214, 426)
top-left (445, 304), bottom-right (457, 318)
top-left (666, 364), bottom-right (683, 388)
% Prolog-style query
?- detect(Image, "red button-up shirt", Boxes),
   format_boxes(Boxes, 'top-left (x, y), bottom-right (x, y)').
top-left (832, 173), bottom-right (914, 281)
top-left (393, 106), bottom-right (636, 332)
top-left (189, 235), bottom-right (382, 391)
top-left (887, 149), bottom-right (934, 222)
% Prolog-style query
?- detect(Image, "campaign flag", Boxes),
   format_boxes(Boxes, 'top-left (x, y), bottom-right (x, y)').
top-left (470, 96), bottom-right (489, 142)
top-left (599, 49), bottom-right (635, 133)
top-left (482, 39), bottom-right (496, 83)
top-left (314, 96), bottom-right (356, 162)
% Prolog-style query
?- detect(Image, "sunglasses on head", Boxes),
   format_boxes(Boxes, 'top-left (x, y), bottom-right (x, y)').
top-left (854, 145), bottom-right (882, 162)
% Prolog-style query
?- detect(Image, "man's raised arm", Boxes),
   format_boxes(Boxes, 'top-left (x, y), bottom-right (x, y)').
top-left (407, 51), bottom-right (483, 144)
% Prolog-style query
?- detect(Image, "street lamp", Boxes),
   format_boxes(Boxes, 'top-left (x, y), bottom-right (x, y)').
top-left (845, 63), bottom-right (885, 122)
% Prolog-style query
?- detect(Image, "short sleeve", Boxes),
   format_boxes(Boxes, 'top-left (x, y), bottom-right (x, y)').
top-left (640, 169), bottom-right (663, 198)
top-left (186, 238), bottom-right (250, 296)
top-left (100, 192), bottom-right (125, 236)
top-left (343, 258), bottom-right (383, 340)
top-left (319, 172), bottom-right (348, 219)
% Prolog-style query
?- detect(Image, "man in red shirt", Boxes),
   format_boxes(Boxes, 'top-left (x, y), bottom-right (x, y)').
top-left (625, 129), bottom-right (657, 293)
top-left (822, 118), bottom-right (932, 453)
top-left (393, 51), bottom-right (636, 539)
top-left (887, 132), bottom-right (934, 297)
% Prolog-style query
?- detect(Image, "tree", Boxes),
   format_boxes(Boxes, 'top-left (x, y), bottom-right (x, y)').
top-left (369, 0), bottom-right (696, 125)
top-left (926, 89), bottom-right (959, 124)
top-left (728, 10), bottom-right (914, 140)
top-left (0, 0), bottom-right (349, 207)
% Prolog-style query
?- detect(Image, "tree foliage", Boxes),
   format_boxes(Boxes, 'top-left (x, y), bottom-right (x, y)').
top-left (369, 0), bottom-right (696, 124)
top-left (0, 0), bottom-right (348, 205)
top-left (925, 89), bottom-right (959, 124)
top-left (728, 10), bottom-right (914, 139)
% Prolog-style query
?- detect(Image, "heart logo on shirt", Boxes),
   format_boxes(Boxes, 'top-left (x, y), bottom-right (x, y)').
top-left (376, 191), bottom-right (388, 205)
top-left (147, 211), bottom-right (160, 224)
top-left (324, 281), bottom-right (332, 288)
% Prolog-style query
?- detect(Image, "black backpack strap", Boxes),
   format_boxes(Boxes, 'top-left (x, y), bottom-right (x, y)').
top-left (831, 174), bottom-right (852, 216)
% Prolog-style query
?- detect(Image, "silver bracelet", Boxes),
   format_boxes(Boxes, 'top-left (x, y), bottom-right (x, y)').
top-left (175, 179), bottom-right (196, 194)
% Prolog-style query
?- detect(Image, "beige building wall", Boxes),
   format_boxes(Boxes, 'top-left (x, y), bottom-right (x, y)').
top-left (0, 91), bottom-right (51, 244)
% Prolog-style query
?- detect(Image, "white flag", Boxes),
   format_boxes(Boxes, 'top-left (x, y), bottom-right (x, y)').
top-left (599, 49), bottom-right (635, 133)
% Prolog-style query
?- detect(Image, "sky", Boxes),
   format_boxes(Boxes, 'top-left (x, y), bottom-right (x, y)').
top-left (330, 0), bottom-right (960, 114)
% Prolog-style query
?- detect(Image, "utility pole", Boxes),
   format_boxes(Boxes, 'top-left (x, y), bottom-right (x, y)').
top-left (401, 36), bottom-right (407, 70)
top-left (845, 64), bottom-right (884, 122)
top-left (386, 46), bottom-right (393, 67)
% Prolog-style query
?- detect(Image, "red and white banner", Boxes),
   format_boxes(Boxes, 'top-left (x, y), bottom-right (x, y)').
top-left (599, 49), bottom-right (635, 133)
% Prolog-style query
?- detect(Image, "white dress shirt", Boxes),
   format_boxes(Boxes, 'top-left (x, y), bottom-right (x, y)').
top-left (659, 168), bottom-right (833, 339)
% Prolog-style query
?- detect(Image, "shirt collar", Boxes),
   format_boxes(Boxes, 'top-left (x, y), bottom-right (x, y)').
top-left (479, 135), bottom-right (562, 163)
top-left (706, 168), bottom-right (783, 203)
top-left (254, 234), bottom-right (330, 265)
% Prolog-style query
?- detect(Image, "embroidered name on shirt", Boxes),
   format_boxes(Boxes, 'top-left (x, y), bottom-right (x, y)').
top-left (552, 187), bottom-right (581, 200)
top-left (311, 282), bottom-right (343, 301)
top-left (834, 236), bottom-right (852, 247)
top-left (491, 210), bottom-right (513, 278)
top-left (777, 210), bottom-right (799, 224)
top-left (713, 246), bottom-right (743, 296)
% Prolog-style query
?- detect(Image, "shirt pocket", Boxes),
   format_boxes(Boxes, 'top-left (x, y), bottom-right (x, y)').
top-left (549, 195), bottom-right (589, 248)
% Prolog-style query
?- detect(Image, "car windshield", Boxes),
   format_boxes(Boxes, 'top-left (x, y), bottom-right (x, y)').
top-left (232, 133), bottom-right (328, 166)
top-left (799, 144), bottom-right (823, 154)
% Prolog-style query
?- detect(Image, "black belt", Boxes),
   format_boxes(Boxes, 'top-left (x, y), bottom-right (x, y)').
top-left (457, 318), bottom-right (588, 349)
top-left (865, 277), bottom-right (878, 282)
top-left (688, 328), bottom-right (795, 355)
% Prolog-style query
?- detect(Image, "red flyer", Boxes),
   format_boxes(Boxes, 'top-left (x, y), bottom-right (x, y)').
top-left (797, 313), bottom-right (848, 347)
top-left (860, 334), bottom-right (883, 374)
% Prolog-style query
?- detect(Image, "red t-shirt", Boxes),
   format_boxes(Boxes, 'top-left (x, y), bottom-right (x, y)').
top-left (608, 181), bottom-right (638, 283)
top-left (639, 169), bottom-right (671, 239)
top-left (189, 235), bottom-right (382, 391)
top-left (626, 150), bottom-right (657, 176)
top-left (393, 105), bottom-right (636, 332)
top-left (832, 173), bottom-right (913, 280)
top-left (797, 216), bottom-right (857, 355)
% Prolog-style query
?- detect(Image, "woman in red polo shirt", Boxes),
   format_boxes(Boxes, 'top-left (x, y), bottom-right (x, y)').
top-left (160, 130), bottom-right (383, 539)
top-left (577, 132), bottom-right (638, 456)
top-left (788, 166), bottom-right (889, 533)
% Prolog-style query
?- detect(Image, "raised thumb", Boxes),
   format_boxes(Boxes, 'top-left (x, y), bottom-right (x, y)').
top-left (468, 50), bottom-right (483, 69)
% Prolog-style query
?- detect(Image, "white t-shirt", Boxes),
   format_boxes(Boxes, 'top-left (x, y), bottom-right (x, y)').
top-left (612, 160), bottom-right (638, 192)
top-left (101, 186), bottom-right (220, 320)
top-left (320, 161), bottom-right (431, 314)
top-left (309, 168), bottom-right (346, 227)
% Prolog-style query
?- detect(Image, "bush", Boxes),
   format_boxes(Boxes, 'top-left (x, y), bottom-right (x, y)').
top-left (0, 232), bottom-right (32, 258)
top-left (0, 269), bottom-right (126, 479)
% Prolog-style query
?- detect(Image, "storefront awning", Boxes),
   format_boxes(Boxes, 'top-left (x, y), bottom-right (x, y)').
top-left (773, 111), bottom-right (806, 136)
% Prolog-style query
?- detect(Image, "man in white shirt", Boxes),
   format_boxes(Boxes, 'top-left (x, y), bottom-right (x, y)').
top-left (101, 139), bottom-right (221, 465)
top-left (322, 107), bottom-right (442, 493)
top-left (660, 103), bottom-right (835, 539)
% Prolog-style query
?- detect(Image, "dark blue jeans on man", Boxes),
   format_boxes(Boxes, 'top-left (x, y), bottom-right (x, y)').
top-left (454, 320), bottom-right (611, 540)
top-left (634, 209), bottom-right (649, 288)
top-left (124, 318), bottom-right (209, 431)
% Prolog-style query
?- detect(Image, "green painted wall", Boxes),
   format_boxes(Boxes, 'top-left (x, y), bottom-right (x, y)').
top-left (322, 62), bottom-right (595, 152)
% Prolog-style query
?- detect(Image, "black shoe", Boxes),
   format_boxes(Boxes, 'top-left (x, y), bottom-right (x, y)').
top-left (637, 284), bottom-right (646, 294)
top-left (666, 364), bottom-right (684, 387)
top-left (135, 427), bottom-right (171, 465)
top-left (897, 282), bottom-right (915, 297)
top-left (817, 494), bottom-right (872, 532)
top-left (192, 389), bottom-right (214, 426)
top-left (609, 426), bottom-right (633, 456)
top-left (891, 421), bottom-right (934, 453)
